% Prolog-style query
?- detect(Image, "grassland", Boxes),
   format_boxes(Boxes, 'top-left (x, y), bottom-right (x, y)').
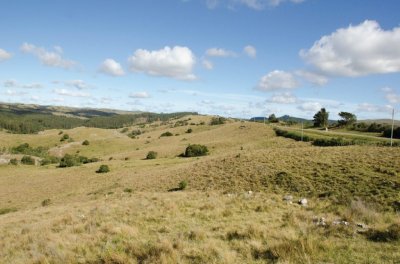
top-left (0, 116), bottom-right (399, 263)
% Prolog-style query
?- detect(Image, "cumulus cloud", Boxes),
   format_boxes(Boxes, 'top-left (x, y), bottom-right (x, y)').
top-left (297, 101), bottom-right (322, 112)
top-left (244, 45), bottom-right (256, 58)
top-left (202, 59), bottom-right (214, 70)
top-left (295, 70), bottom-right (328, 86)
top-left (256, 70), bottom-right (299, 91)
top-left (53, 88), bottom-right (90, 97)
top-left (0, 48), bottom-right (12, 61)
top-left (129, 91), bottom-right (150, 98)
top-left (5, 89), bottom-right (27, 96)
top-left (267, 92), bottom-right (297, 104)
top-left (20, 43), bottom-right (76, 69)
top-left (3, 79), bottom-right (42, 89)
top-left (206, 48), bottom-right (236, 57)
top-left (300, 20), bottom-right (400, 77)
top-left (128, 46), bottom-right (196, 80)
top-left (99, 59), bottom-right (125, 76)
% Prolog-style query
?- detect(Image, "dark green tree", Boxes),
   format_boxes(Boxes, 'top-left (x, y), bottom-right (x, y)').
top-left (338, 112), bottom-right (357, 127)
top-left (268, 114), bottom-right (279, 123)
top-left (313, 108), bottom-right (329, 129)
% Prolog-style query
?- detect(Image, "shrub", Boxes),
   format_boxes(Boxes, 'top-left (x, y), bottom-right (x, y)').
top-left (82, 140), bottom-right (90, 146)
top-left (21, 155), bottom-right (35, 165)
top-left (60, 134), bottom-right (70, 142)
top-left (210, 117), bottom-right (226, 125)
top-left (186, 128), bottom-right (193, 133)
top-left (59, 154), bottom-right (78, 167)
top-left (9, 158), bottom-right (18, 165)
top-left (0, 207), bottom-right (17, 215)
top-left (313, 137), bottom-right (355, 147)
top-left (123, 188), bottom-right (133, 193)
top-left (179, 180), bottom-right (188, 190)
top-left (146, 151), bottom-right (158, 160)
top-left (184, 144), bottom-right (209, 157)
top-left (40, 156), bottom-right (59, 166)
top-left (41, 199), bottom-right (51, 207)
top-left (366, 224), bottom-right (400, 242)
top-left (160, 131), bottom-right (173, 137)
top-left (96, 164), bottom-right (110, 173)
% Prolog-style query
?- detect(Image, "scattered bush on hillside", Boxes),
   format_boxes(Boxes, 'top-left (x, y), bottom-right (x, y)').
top-left (60, 134), bottom-right (70, 142)
top-left (82, 140), bottom-right (90, 145)
top-left (120, 127), bottom-right (129, 133)
top-left (0, 207), bottom-right (17, 215)
top-left (11, 143), bottom-right (48, 157)
top-left (312, 137), bottom-right (355, 147)
top-left (186, 128), bottom-right (193, 133)
top-left (58, 131), bottom-right (63, 135)
top-left (96, 164), bottom-right (110, 173)
top-left (210, 117), bottom-right (226, 125)
top-left (21, 155), bottom-right (35, 165)
top-left (179, 180), bottom-right (188, 190)
top-left (366, 223), bottom-right (400, 242)
top-left (58, 154), bottom-right (98, 168)
top-left (183, 144), bottom-right (209, 157)
top-left (41, 199), bottom-right (51, 207)
top-left (9, 158), bottom-right (18, 165)
top-left (146, 151), bottom-right (158, 160)
top-left (128, 130), bottom-right (142, 138)
top-left (160, 131), bottom-right (173, 137)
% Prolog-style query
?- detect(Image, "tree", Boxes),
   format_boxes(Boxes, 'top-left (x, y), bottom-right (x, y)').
top-left (96, 164), bottom-right (110, 173)
top-left (338, 112), bottom-right (357, 127)
top-left (313, 108), bottom-right (329, 129)
top-left (268, 114), bottom-right (279, 123)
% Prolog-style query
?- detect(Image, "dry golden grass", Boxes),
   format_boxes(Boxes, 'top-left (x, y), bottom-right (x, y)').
top-left (0, 118), bottom-right (399, 263)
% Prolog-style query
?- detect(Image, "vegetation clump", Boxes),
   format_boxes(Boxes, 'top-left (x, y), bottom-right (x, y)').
top-left (0, 207), bottom-right (17, 215)
top-left (179, 180), bottom-right (188, 190)
top-left (210, 117), bottom-right (226, 125)
top-left (21, 155), bottom-right (35, 165)
top-left (41, 199), bottom-right (51, 207)
top-left (9, 158), bottom-right (18, 165)
top-left (160, 131), bottom-right (173, 137)
top-left (96, 164), bottom-right (110, 173)
top-left (60, 134), bottom-right (70, 142)
top-left (82, 140), bottom-right (90, 145)
top-left (183, 144), bottom-right (209, 157)
top-left (186, 128), bottom-right (193, 133)
top-left (146, 151), bottom-right (158, 160)
top-left (366, 224), bottom-right (400, 242)
top-left (58, 154), bottom-right (98, 168)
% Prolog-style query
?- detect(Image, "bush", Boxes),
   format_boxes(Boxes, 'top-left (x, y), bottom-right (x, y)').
top-left (179, 180), bottom-right (188, 190)
top-left (82, 140), bottom-right (90, 146)
top-left (186, 128), bottom-right (193, 133)
top-left (210, 117), bottom-right (226, 125)
top-left (160, 131), bottom-right (173, 137)
top-left (59, 154), bottom-right (78, 167)
top-left (146, 151), bottom-right (158, 160)
top-left (9, 158), bottom-right (18, 165)
top-left (366, 224), bottom-right (400, 242)
top-left (96, 164), bottom-right (110, 173)
top-left (184, 144), bottom-right (209, 157)
top-left (312, 137), bottom-right (355, 147)
top-left (60, 134), bottom-right (70, 142)
top-left (41, 199), bottom-right (51, 207)
top-left (21, 155), bottom-right (35, 165)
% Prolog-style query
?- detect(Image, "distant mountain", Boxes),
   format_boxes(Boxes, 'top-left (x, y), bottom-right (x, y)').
top-left (278, 115), bottom-right (311, 123)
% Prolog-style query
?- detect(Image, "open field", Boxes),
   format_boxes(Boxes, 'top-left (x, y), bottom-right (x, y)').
top-left (1, 117), bottom-right (399, 263)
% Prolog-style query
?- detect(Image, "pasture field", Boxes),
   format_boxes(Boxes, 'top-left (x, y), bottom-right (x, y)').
top-left (0, 116), bottom-right (399, 263)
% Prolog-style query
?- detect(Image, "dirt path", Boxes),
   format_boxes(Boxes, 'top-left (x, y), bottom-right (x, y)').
top-left (49, 142), bottom-right (82, 157)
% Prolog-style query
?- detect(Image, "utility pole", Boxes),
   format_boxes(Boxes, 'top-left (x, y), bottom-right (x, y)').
top-left (390, 108), bottom-right (395, 147)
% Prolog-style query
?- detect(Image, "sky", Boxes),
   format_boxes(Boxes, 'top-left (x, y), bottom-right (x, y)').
top-left (0, 0), bottom-right (400, 120)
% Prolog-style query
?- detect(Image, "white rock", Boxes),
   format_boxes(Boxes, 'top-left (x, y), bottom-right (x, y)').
top-left (298, 198), bottom-right (308, 206)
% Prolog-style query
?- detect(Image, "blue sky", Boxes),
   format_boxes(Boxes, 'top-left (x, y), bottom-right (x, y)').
top-left (0, 0), bottom-right (399, 120)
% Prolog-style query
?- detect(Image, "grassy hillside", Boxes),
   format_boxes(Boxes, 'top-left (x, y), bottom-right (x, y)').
top-left (0, 117), bottom-right (399, 263)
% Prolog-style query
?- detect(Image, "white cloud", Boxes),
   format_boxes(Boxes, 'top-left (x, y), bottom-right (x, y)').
top-left (3, 79), bottom-right (42, 89)
top-left (202, 59), bottom-right (213, 70)
top-left (53, 88), bottom-right (90, 97)
top-left (206, 48), bottom-right (236, 57)
top-left (99, 59), bottom-right (125, 76)
top-left (295, 70), bottom-right (328, 86)
top-left (5, 89), bottom-right (27, 96)
top-left (206, 0), bottom-right (218, 9)
top-left (0, 48), bottom-right (12, 61)
top-left (297, 102), bottom-right (322, 112)
top-left (300, 20), bottom-right (400, 77)
top-left (244, 45), bottom-right (256, 58)
top-left (128, 46), bottom-right (196, 80)
top-left (267, 92), bottom-right (297, 104)
top-left (240, 0), bottom-right (305, 9)
top-left (129, 91), bottom-right (150, 98)
top-left (20, 43), bottom-right (76, 69)
top-left (357, 103), bottom-right (392, 113)
top-left (65, 80), bottom-right (90, 90)
top-left (256, 70), bottom-right (299, 91)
